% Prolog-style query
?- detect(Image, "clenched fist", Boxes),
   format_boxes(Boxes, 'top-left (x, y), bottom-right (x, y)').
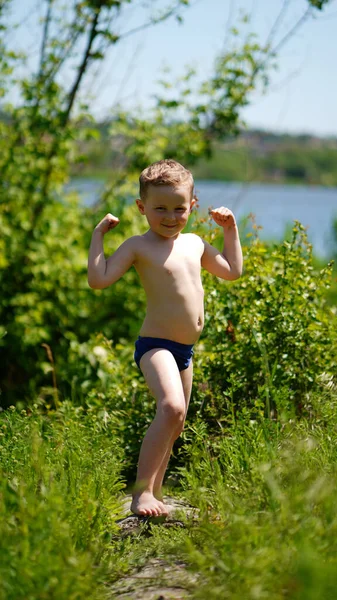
top-left (210, 207), bottom-right (236, 229)
top-left (95, 213), bottom-right (120, 234)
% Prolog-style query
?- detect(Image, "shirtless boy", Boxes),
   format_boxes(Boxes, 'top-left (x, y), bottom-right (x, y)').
top-left (88, 159), bottom-right (243, 517)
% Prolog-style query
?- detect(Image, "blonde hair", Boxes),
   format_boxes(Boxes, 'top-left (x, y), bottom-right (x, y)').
top-left (139, 159), bottom-right (194, 201)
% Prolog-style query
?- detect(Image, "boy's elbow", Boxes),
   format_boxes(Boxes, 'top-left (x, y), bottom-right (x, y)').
top-left (88, 276), bottom-right (104, 289)
top-left (226, 267), bottom-right (243, 281)
top-left (232, 267), bottom-right (243, 280)
top-left (88, 275), bottom-right (113, 289)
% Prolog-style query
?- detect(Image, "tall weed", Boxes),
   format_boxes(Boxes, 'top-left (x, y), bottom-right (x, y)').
top-left (178, 392), bottom-right (337, 599)
top-left (0, 403), bottom-right (125, 600)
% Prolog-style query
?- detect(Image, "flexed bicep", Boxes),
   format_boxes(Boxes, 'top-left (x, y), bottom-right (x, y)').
top-left (102, 237), bottom-right (138, 288)
top-left (201, 240), bottom-right (233, 279)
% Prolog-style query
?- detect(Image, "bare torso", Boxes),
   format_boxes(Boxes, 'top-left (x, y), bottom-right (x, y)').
top-left (133, 231), bottom-right (205, 344)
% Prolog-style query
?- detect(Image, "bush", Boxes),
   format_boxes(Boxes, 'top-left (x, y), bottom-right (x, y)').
top-left (191, 219), bottom-right (337, 424)
top-left (0, 196), bottom-right (146, 405)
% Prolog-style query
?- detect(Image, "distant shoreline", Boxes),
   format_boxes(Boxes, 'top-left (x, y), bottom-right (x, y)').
top-left (69, 171), bottom-right (337, 189)
top-left (71, 129), bottom-right (337, 188)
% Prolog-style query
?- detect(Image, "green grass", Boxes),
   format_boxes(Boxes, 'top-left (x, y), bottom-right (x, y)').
top-left (178, 403), bottom-right (337, 599)
top-left (1, 389), bottom-right (337, 599)
top-left (0, 403), bottom-right (124, 600)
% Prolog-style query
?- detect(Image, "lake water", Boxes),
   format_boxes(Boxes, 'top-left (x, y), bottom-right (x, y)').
top-left (67, 178), bottom-right (337, 258)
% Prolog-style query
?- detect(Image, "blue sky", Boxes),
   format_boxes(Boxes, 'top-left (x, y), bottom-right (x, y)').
top-left (7, 0), bottom-right (337, 136)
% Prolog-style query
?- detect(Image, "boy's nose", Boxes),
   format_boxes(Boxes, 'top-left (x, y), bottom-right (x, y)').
top-left (164, 213), bottom-right (176, 222)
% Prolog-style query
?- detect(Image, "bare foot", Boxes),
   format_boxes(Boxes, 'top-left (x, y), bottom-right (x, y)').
top-left (131, 491), bottom-right (169, 517)
top-left (153, 492), bottom-right (176, 516)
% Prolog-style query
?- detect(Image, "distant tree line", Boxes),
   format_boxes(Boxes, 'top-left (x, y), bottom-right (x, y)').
top-left (69, 123), bottom-right (337, 186)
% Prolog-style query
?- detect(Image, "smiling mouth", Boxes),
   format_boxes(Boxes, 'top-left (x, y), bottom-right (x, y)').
top-left (163, 224), bottom-right (177, 228)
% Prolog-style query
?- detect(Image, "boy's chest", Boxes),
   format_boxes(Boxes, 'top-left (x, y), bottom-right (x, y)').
top-left (137, 238), bottom-right (202, 277)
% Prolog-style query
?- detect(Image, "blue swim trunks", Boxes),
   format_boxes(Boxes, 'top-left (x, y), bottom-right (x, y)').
top-left (134, 336), bottom-right (194, 372)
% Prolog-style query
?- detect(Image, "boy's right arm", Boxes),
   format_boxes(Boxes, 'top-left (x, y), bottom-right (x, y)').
top-left (87, 213), bottom-right (136, 289)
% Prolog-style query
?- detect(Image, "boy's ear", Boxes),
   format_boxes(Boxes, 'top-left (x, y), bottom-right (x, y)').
top-left (136, 199), bottom-right (145, 215)
top-left (189, 197), bottom-right (197, 212)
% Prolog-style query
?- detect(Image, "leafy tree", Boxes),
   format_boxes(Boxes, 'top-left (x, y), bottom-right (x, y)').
top-left (0, 0), bottom-right (333, 403)
top-left (0, 0), bottom-right (194, 402)
top-left (309, 0), bottom-right (330, 8)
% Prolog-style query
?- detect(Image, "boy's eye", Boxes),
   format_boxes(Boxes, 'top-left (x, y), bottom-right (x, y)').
top-left (156, 207), bottom-right (165, 211)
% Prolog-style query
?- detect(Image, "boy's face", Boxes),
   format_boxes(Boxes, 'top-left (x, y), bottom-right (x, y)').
top-left (136, 185), bottom-right (195, 239)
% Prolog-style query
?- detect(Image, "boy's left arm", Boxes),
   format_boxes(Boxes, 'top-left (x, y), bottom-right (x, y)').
top-left (201, 207), bottom-right (243, 280)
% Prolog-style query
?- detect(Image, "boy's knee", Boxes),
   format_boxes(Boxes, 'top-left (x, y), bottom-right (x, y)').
top-left (175, 419), bottom-right (186, 439)
top-left (162, 400), bottom-right (185, 431)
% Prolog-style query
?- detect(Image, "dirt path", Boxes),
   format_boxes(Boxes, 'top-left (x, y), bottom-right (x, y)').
top-left (109, 496), bottom-right (199, 600)
top-left (110, 557), bottom-right (197, 600)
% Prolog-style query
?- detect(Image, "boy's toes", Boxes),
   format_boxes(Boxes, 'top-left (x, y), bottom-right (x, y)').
top-left (158, 501), bottom-right (169, 516)
top-left (160, 502), bottom-right (175, 516)
top-left (137, 507), bottom-right (148, 516)
top-left (152, 503), bottom-right (164, 517)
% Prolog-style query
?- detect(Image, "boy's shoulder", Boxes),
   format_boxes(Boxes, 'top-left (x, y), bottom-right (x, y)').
top-left (122, 234), bottom-right (144, 247)
top-left (181, 232), bottom-right (203, 243)
top-left (180, 233), bottom-right (205, 258)
top-left (116, 235), bottom-right (145, 258)
top-left (181, 232), bottom-right (205, 248)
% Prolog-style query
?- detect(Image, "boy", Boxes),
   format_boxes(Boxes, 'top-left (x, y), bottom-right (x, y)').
top-left (88, 159), bottom-right (243, 517)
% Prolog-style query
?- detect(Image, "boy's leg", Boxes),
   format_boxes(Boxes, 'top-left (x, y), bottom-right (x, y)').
top-left (131, 348), bottom-right (186, 517)
top-left (153, 360), bottom-right (193, 500)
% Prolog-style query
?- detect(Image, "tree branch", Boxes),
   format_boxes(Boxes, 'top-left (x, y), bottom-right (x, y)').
top-left (271, 5), bottom-right (313, 55)
top-left (265, 0), bottom-right (291, 49)
top-left (62, 7), bottom-right (101, 125)
top-left (38, 0), bottom-right (53, 80)
top-left (118, 0), bottom-right (190, 40)
top-left (43, 24), bottom-right (83, 85)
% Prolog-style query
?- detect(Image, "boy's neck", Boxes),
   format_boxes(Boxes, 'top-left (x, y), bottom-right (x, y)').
top-left (146, 229), bottom-right (182, 242)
